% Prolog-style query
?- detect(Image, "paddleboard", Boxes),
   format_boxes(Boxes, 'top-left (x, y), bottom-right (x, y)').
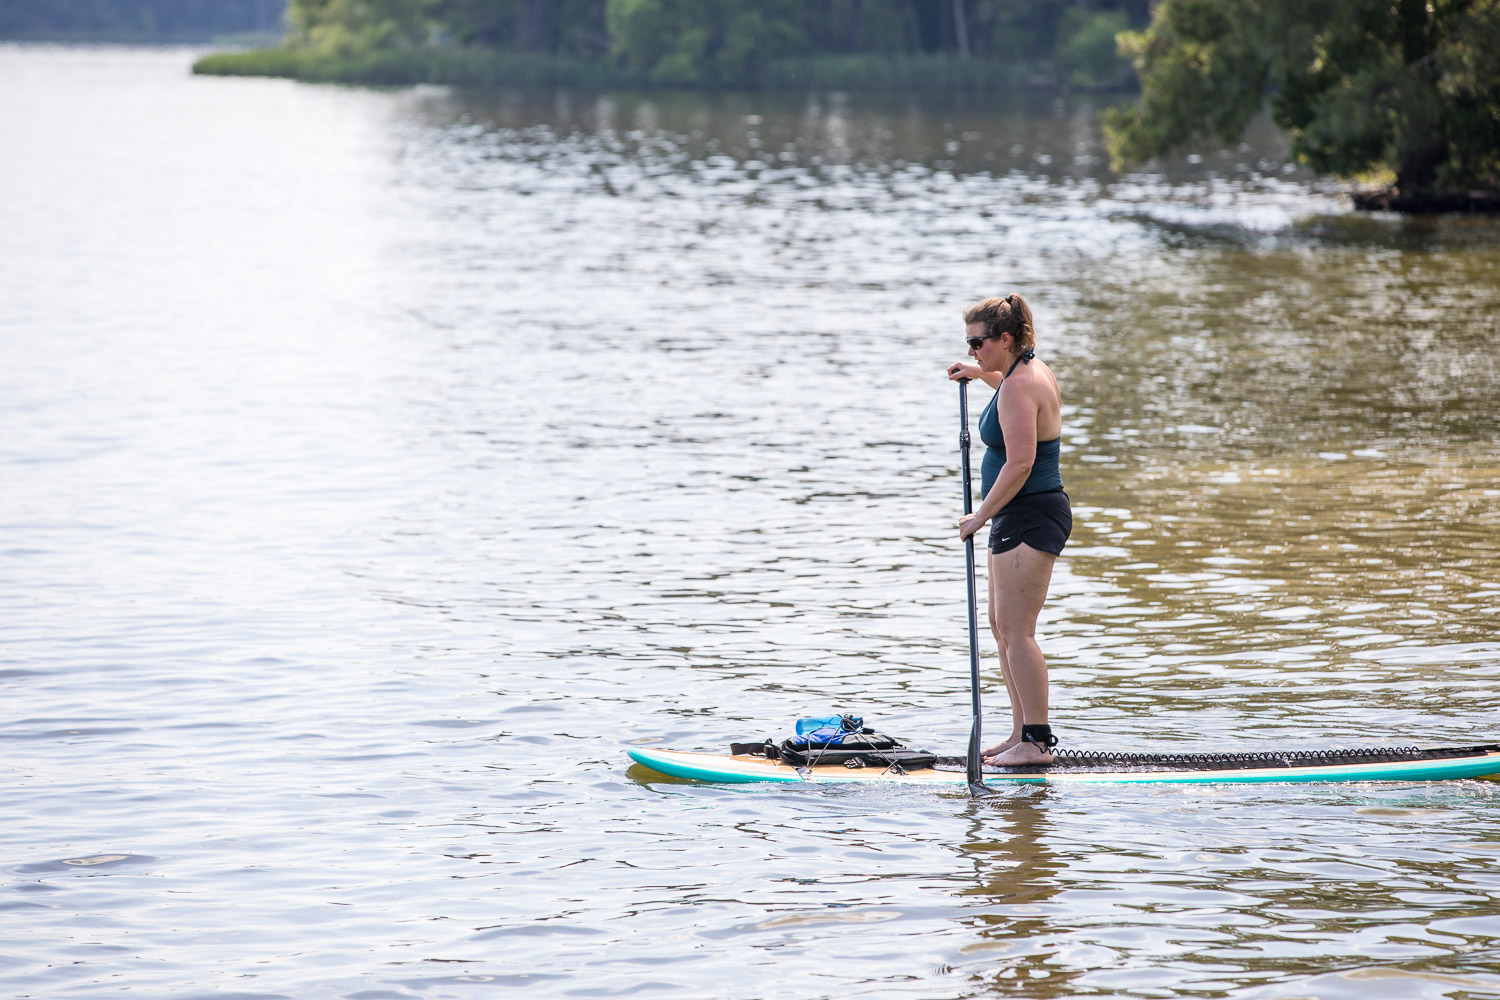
top-left (628, 743), bottom-right (1500, 785)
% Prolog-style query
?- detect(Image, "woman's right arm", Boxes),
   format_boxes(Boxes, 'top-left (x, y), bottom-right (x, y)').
top-left (946, 362), bottom-right (1002, 388)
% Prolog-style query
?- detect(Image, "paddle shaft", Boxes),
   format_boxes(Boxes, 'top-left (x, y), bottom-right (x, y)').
top-left (958, 380), bottom-right (986, 794)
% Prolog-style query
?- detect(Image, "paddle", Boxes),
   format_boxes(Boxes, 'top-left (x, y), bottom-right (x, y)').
top-left (957, 379), bottom-right (988, 796)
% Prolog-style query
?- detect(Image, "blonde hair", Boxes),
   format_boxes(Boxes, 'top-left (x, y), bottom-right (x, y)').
top-left (963, 293), bottom-right (1034, 352)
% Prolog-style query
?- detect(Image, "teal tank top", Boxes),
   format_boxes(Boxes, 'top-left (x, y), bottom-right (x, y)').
top-left (978, 355), bottom-right (1063, 502)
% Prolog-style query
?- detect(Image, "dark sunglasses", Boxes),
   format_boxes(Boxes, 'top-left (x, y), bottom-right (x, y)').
top-left (967, 335), bottom-right (1001, 350)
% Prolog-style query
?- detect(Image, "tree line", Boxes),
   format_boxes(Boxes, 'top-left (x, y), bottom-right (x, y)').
top-left (283, 0), bottom-right (1147, 89)
top-left (0, 0), bottom-right (285, 40)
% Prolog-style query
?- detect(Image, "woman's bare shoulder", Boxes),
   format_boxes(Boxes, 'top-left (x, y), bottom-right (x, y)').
top-left (1031, 360), bottom-right (1061, 394)
top-left (1010, 362), bottom-right (1057, 392)
top-left (1000, 365), bottom-right (1059, 417)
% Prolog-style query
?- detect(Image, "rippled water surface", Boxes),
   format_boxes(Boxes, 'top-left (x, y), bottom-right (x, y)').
top-left (4, 45), bottom-right (1500, 1000)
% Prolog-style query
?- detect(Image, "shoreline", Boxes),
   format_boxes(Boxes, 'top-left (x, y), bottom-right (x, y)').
top-left (190, 45), bottom-right (1134, 96)
top-left (1350, 186), bottom-right (1500, 215)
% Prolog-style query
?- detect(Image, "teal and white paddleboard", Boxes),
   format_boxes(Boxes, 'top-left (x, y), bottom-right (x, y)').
top-left (628, 744), bottom-right (1500, 786)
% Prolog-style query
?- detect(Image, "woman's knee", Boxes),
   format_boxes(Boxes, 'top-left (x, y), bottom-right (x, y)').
top-left (993, 617), bottom-right (1035, 647)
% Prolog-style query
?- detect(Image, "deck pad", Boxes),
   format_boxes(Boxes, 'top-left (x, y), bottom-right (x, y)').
top-left (628, 744), bottom-right (1500, 785)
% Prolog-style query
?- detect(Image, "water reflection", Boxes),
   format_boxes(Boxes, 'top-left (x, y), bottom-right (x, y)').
top-left (398, 85), bottom-right (1335, 225)
top-left (957, 794), bottom-right (1073, 995)
top-left (952, 788), bottom-right (1500, 997)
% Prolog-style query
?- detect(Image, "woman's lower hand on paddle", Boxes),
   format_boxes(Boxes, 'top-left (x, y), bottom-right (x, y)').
top-left (958, 512), bottom-right (985, 540)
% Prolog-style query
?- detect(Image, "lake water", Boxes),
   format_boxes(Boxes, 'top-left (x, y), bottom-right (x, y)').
top-left (3, 44), bottom-right (1500, 1000)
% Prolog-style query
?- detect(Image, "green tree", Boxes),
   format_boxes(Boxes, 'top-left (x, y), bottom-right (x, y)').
top-left (798, 0), bottom-right (913, 55)
top-left (1056, 7), bottom-right (1131, 87)
top-left (606, 0), bottom-right (810, 85)
top-left (288, 0), bottom-right (428, 55)
top-left (432, 0), bottom-right (608, 54)
top-left (1104, 0), bottom-right (1500, 201)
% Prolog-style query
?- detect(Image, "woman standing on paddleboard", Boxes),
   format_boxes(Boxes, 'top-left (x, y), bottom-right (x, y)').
top-left (947, 294), bottom-right (1070, 767)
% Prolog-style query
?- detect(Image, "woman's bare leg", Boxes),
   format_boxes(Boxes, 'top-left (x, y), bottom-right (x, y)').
top-left (984, 543), bottom-right (1057, 766)
top-left (982, 561), bottom-right (1022, 757)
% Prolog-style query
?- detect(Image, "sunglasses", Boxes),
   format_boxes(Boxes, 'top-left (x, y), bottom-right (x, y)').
top-left (967, 335), bottom-right (1002, 350)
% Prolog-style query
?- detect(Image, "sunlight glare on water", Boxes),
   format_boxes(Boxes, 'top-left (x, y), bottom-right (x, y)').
top-left (2, 45), bottom-right (1499, 1000)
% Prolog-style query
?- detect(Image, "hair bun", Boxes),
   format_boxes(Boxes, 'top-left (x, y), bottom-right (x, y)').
top-left (962, 293), bottom-right (1036, 354)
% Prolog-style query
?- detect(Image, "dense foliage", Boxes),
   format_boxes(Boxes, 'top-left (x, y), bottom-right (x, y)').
top-left (0, 0), bottom-right (285, 40)
top-left (286, 0), bottom-right (428, 54)
top-left (1105, 0), bottom-right (1500, 201)
top-left (269, 0), bottom-right (1146, 89)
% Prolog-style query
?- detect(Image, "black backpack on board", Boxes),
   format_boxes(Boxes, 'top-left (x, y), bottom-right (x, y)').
top-left (729, 713), bottom-right (935, 772)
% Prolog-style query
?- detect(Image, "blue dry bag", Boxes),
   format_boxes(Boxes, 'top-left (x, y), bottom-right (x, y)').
top-left (794, 713), bottom-right (863, 737)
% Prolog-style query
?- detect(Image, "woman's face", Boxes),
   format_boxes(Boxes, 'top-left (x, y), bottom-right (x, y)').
top-left (967, 322), bottom-right (1010, 372)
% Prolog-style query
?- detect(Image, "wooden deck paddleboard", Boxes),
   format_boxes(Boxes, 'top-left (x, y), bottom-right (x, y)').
top-left (628, 744), bottom-right (1500, 786)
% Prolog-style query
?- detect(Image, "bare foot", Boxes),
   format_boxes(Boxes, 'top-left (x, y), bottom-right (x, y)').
top-left (986, 742), bottom-right (1053, 767)
top-left (981, 736), bottom-right (1020, 761)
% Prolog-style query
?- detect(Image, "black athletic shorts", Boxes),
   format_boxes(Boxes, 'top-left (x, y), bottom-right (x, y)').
top-left (989, 488), bottom-right (1072, 556)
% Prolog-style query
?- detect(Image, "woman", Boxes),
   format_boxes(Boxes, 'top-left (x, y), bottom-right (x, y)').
top-left (946, 293), bottom-right (1071, 766)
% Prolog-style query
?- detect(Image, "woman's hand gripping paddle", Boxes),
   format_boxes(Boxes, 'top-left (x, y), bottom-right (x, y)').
top-left (957, 380), bottom-right (989, 796)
